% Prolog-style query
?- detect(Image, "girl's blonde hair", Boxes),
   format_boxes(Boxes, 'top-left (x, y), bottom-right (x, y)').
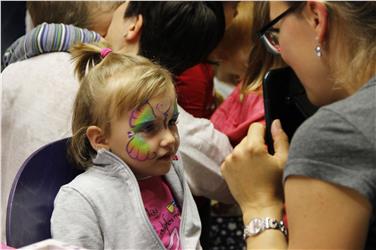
top-left (69, 42), bottom-right (175, 169)
top-left (289, 1), bottom-right (376, 92)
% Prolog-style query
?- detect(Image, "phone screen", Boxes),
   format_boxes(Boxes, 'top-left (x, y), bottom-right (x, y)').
top-left (262, 67), bottom-right (318, 154)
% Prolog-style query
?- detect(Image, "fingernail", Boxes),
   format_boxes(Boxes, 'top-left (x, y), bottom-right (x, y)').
top-left (274, 119), bottom-right (282, 130)
top-left (272, 119), bottom-right (282, 135)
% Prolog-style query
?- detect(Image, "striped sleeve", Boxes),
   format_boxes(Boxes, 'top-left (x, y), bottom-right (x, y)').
top-left (2, 23), bottom-right (101, 68)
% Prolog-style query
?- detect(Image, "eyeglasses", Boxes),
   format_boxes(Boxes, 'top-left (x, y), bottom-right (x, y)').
top-left (257, 4), bottom-right (301, 55)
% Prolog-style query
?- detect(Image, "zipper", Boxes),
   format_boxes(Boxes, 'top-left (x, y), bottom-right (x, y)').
top-left (104, 152), bottom-right (166, 249)
top-left (177, 161), bottom-right (187, 250)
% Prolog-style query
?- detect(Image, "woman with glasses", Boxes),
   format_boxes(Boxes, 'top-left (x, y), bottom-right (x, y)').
top-left (221, 1), bottom-right (376, 249)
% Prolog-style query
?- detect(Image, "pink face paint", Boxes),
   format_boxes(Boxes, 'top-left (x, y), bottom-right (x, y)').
top-left (127, 131), bottom-right (134, 138)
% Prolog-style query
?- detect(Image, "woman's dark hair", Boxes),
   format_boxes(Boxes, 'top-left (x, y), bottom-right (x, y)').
top-left (124, 1), bottom-right (225, 75)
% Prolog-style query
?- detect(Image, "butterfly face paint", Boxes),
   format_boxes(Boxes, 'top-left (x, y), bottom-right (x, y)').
top-left (156, 102), bottom-right (171, 128)
top-left (129, 102), bottom-right (157, 133)
top-left (125, 96), bottom-right (180, 162)
top-left (105, 88), bottom-right (179, 178)
top-left (156, 99), bottom-right (180, 128)
top-left (126, 102), bottom-right (157, 161)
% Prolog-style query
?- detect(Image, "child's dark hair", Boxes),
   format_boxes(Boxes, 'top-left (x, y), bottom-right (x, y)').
top-left (124, 1), bottom-right (225, 75)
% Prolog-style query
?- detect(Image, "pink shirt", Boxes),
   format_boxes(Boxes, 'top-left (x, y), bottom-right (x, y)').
top-left (210, 82), bottom-right (265, 146)
top-left (139, 176), bottom-right (182, 250)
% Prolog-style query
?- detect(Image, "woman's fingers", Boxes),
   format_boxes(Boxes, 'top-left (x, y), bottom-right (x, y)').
top-left (244, 122), bottom-right (267, 154)
top-left (271, 119), bottom-right (289, 166)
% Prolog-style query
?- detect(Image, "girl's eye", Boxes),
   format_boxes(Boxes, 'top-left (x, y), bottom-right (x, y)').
top-left (134, 122), bottom-right (158, 134)
top-left (169, 113), bottom-right (179, 127)
top-left (168, 118), bottom-right (179, 127)
top-left (141, 123), bottom-right (157, 133)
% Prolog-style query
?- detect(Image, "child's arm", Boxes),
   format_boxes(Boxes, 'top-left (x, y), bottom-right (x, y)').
top-left (51, 187), bottom-right (103, 249)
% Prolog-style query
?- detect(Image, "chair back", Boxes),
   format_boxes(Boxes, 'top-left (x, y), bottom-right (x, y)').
top-left (6, 138), bottom-right (83, 248)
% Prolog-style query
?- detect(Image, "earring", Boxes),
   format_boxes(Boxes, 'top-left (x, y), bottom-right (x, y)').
top-left (315, 44), bottom-right (322, 57)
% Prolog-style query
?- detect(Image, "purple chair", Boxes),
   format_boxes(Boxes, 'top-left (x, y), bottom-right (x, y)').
top-left (6, 138), bottom-right (83, 248)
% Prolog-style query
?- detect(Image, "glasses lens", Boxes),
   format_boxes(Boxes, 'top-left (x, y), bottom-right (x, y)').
top-left (261, 31), bottom-right (281, 55)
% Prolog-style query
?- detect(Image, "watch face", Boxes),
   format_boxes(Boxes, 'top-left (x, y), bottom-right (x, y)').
top-left (249, 218), bottom-right (263, 234)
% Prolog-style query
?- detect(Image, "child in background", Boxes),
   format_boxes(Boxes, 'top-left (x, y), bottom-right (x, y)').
top-left (173, 3), bottom-right (238, 248)
top-left (174, 1), bottom-right (238, 119)
top-left (211, 1), bottom-right (284, 146)
top-left (175, 63), bottom-right (217, 119)
top-left (211, 1), bottom-right (253, 87)
top-left (50, 42), bottom-right (201, 249)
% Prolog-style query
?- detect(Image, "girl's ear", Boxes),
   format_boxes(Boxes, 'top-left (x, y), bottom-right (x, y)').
top-left (304, 1), bottom-right (329, 43)
top-left (124, 14), bottom-right (143, 42)
top-left (86, 126), bottom-right (109, 151)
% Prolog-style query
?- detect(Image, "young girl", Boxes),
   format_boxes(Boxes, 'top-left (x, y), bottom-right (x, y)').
top-left (50, 42), bottom-right (201, 249)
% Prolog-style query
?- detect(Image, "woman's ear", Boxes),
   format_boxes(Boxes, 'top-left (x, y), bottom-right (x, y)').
top-left (305, 1), bottom-right (329, 43)
top-left (86, 126), bottom-right (109, 151)
top-left (124, 14), bottom-right (143, 42)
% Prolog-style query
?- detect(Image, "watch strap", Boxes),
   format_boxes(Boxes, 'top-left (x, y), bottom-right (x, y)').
top-left (243, 217), bottom-right (288, 240)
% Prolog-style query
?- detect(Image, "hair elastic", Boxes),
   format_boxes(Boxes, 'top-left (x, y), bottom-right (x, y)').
top-left (100, 48), bottom-right (112, 58)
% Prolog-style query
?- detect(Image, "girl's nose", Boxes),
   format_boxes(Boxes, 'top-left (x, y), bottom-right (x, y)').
top-left (160, 128), bottom-right (177, 147)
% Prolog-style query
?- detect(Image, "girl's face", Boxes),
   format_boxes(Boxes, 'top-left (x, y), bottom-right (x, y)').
top-left (107, 88), bottom-right (180, 179)
top-left (269, 2), bottom-right (346, 106)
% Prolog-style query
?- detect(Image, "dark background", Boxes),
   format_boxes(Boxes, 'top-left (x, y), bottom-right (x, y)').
top-left (1, 1), bottom-right (27, 58)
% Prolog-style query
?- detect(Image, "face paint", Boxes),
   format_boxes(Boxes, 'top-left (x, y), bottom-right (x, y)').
top-left (126, 134), bottom-right (156, 161)
top-left (127, 131), bottom-right (134, 138)
top-left (126, 102), bottom-right (158, 161)
top-left (156, 102), bottom-right (171, 128)
top-left (129, 102), bottom-right (157, 132)
top-left (125, 100), bottom-right (178, 162)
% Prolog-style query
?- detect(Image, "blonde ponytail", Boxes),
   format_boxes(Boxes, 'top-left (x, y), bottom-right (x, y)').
top-left (69, 41), bottom-right (111, 81)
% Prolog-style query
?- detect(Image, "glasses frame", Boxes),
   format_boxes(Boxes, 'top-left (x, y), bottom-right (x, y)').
top-left (257, 4), bottom-right (301, 55)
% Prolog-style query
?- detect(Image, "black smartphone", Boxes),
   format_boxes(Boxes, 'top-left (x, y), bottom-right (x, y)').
top-left (263, 67), bottom-right (318, 154)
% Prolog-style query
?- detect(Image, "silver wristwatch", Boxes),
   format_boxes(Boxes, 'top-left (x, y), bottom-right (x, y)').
top-left (243, 217), bottom-right (288, 239)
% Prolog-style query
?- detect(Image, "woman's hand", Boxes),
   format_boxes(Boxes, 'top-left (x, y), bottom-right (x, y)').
top-left (220, 120), bottom-right (289, 212)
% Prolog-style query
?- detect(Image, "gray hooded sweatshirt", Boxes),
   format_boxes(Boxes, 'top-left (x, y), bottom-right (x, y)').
top-left (51, 149), bottom-right (202, 250)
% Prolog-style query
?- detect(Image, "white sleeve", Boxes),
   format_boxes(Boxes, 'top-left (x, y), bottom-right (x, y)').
top-left (177, 105), bottom-right (235, 203)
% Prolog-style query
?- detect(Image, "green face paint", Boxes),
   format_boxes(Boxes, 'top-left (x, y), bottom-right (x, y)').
top-left (126, 102), bottom-right (157, 161)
